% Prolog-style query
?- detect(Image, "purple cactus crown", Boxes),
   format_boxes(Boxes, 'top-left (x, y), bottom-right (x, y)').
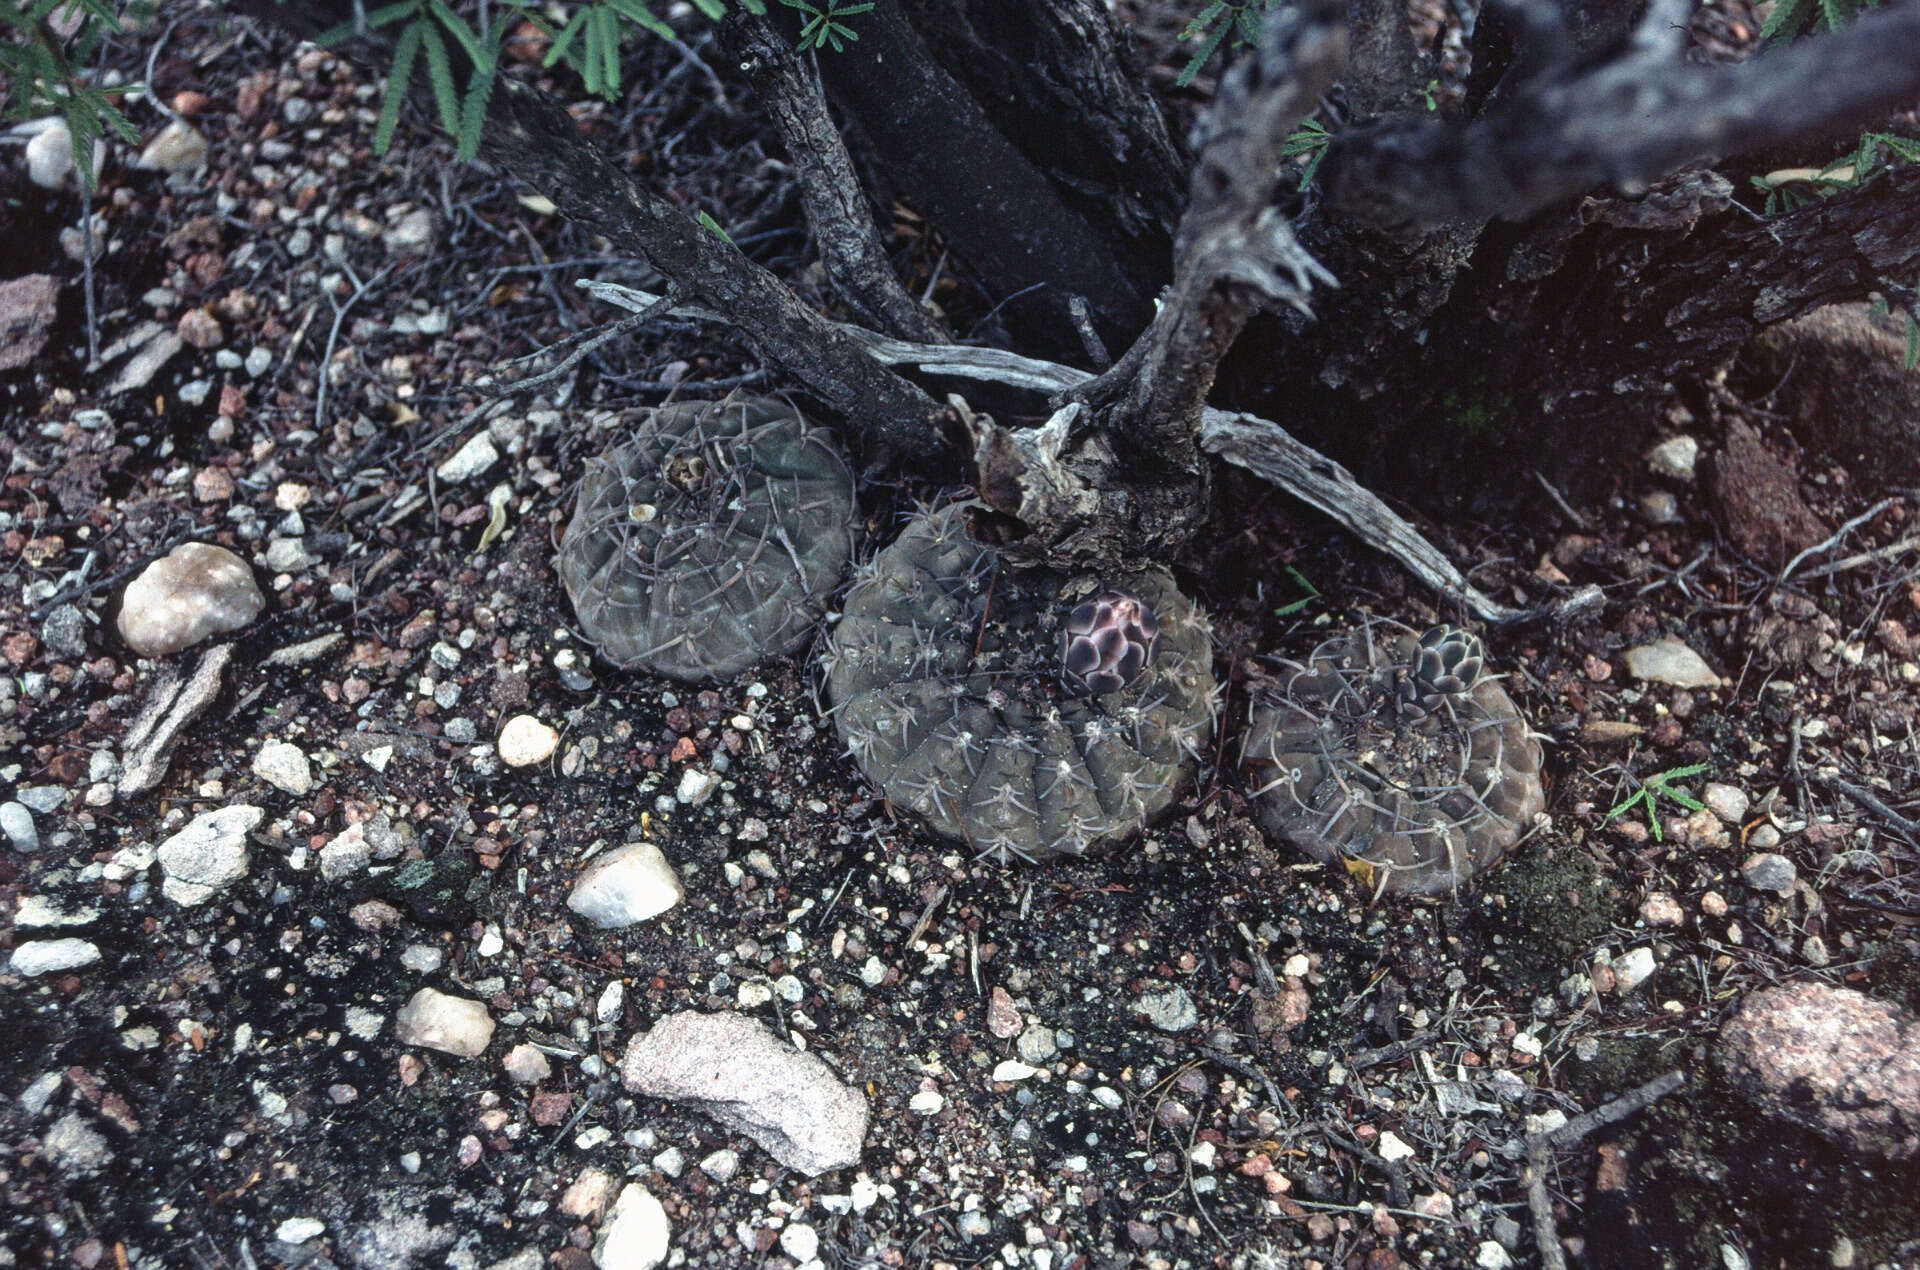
top-left (1061, 590), bottom-right (1159, 694)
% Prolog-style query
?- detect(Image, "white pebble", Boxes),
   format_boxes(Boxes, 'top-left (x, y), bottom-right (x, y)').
top-left (393, 987), bottom-right (495, 1058)
top-left (118, 543), bottom-right (263, 657)
top-left (274, 1217), bottom-right (325, 1244)
top-left (497, 715), bottom-right (559, 767)
top-left (252, 740), bottom-right (313, 795)
top-left (594, 1183), bottom-right (669, 1270)
top-left (9, 938), bottom-right (102, 977)
top-left (566, 842), bottom-right (684, 929)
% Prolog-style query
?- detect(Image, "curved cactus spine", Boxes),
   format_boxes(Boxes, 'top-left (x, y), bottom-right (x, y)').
top-left (1241, 620), bottom-right (1545, 896)
top-left (826, 503), bottom-right (1216, 862)
top-left (555, 396), bottom-right (854, 682)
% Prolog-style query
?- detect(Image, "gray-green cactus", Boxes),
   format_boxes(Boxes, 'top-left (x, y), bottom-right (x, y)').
top-left (556, 396), bottom-right (854, 682)
top-left (1241, 622), bottom-right (1545, 896)
top-left (826, 504), bottom-right (1217, 862)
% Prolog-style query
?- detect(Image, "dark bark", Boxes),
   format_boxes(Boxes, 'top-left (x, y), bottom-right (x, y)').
top-left (1230, 162), bottom-right (1920, 503)
top-left (965, 0), bottom-right (1347, 571)
top-left (717, 13), bottom-right (946, 344)
top-left (800, 2), bottom-right (1157, 361)
top-left (1322, 0), bottom-right (1920, 231)
top-left (898, 0), bottom-right (1188, 288)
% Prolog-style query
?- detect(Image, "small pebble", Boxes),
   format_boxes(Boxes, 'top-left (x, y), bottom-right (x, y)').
top-left (567, 842), bottom-right (683, 929)
top-left (1741, 852), bottom-right (1797, 895)
top-left (497, 715), bottom-right (559, 767)
top-left (118, 543), bottom-right (263, 657)
top-left (503, 1044), bottom-right (553, 1085)
top-left (1, 801), bottom-right (39, 853)
top-left (252, 740), bottom-right (313, 795)
top-left (1639, 893), bottom-right (1685, 927)
top-left (698, 1148), bottom-right (738, 1182)
top-left (1646, 435), bottom-right (1699, 481)
top-left (1702, 782), bottom-right (1749, 825)
top-left (394, 987), bottom-right (495, 1058)
top-left (274, 1218), bottom-right (325, 1244)
top-left (594, 1183), bottom-right (669, 1270)
top-left (779, 1224), bottom-right (819, 1263)
top-left (9, 938), bottom-right (102, 977)
top-left (1613, 947), bottom-right (1657, 994)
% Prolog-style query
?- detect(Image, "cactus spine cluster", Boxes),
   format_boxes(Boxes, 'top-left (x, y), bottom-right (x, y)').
top-left (1241, 622), bottom-right (1544, 895)
top-left (555, 396), bottom-right (854, 682)
top-left (826, 504), bottom-right (1217, 863)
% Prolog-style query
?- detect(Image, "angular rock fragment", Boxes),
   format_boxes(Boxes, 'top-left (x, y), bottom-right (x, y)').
top-left (157, 804), bottom-right (261, 905)
top-left (566, 842), bottom-right (683, 929)
top-left (620, 1011), bottom-right (867, 1175)
top-left (394, 987), bottom-right (495, 1058)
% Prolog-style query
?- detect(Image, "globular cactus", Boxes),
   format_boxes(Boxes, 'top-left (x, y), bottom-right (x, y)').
top-left (1241, 622), bottom-right (1544, 896)
top-left (826, 504), bottom-right (1216, 863)
top-left (556, 396), bottom-right (854, 682)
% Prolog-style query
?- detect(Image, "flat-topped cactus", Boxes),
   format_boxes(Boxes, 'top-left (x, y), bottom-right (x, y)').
top-left (1241, 622), bottom-right (1545, 896)
top-left (556, 396), bottom-right (855, 682)
top-left (826, 504), bottom-right (1216, 862)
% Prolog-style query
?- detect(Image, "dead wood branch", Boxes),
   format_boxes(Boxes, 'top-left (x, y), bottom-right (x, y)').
top-left (1523, 1070), bottom-right (1688, 1270)
top-left (720, 13), bottom-right (946, 343)
top-left (1323, 0), bottom-right (1920, 231)
top-left (582, 280), bottom-right (1519, 623)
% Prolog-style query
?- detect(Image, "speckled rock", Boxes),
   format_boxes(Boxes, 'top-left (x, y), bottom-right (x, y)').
top-left (1716, 981), bottom-right (1920, 1159)
top-left (157, 804), bottom-right (262, 905)
top-left (118, 543), bottom-right (264, 657)
top-left (620, 1011), bottom-right (867, 1175)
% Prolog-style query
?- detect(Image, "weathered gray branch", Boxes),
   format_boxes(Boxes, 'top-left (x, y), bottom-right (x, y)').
top-left (582, 279), bottom-right (1519, 623)
top-left (1323, 0), bottom-right (1920, 231)
top-left (720, 13), bottom-right (947, 343)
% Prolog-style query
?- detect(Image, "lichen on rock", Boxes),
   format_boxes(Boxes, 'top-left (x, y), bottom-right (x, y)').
top-left (826, 503), bottom-right (1216, 862)
top-left (1242, 622), bottom-right (1544, 896)
top-left (555, 396), bottom-right (854, 682)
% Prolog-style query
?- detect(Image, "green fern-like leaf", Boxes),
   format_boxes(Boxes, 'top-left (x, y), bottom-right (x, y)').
top-left (597, 4), bottom-right (622, 94)
top-left (608, 0), bottom-right (676, 41)
top-left (374, 18), bottom-right (425, 155)
top-left (1758, 0), bottom-right (1813, 42)
top-left (420, 23), bottom-right (460, 135)
top-left (544, 6), bottom-right (591, 68)
top-left (314, 0), bottom-right (415, 49)
top-left (1175, 14), bottom-right (1232, 88)
top-left (457, 53), bottom-right (495, 161)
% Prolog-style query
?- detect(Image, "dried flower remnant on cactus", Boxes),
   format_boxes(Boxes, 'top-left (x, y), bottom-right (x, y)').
top-left (1061, 590), bottom-right (1159, 694)
top-left (826, 504), bottom-right (1216, 863)
top-left (1241, 622), bottom-right (1545, 896)
top-left (556, 397), bottom-right (854, 682)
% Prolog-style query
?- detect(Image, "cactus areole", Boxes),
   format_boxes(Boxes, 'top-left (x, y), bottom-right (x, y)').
top-left (1242, 623), bottom-right (1545, 896)
top-left (556, 396), bottom-right (854, 682)
top-left (827, 505), bottom-right (1216, 863)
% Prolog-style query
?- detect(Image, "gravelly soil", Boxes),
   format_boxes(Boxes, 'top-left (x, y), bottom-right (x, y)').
top-left (4, 10), bottom-right (1920, 1270)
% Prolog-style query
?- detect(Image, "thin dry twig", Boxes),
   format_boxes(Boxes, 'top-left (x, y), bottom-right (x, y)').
top-left (1778, 496), bottom-right (1903, 585)
top-left (1523, 1070), bottom-right (1687, 1270)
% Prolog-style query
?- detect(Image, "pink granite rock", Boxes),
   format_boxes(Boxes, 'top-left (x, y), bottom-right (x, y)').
top-left (1715, 981), bottom-right (1920, 1159)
